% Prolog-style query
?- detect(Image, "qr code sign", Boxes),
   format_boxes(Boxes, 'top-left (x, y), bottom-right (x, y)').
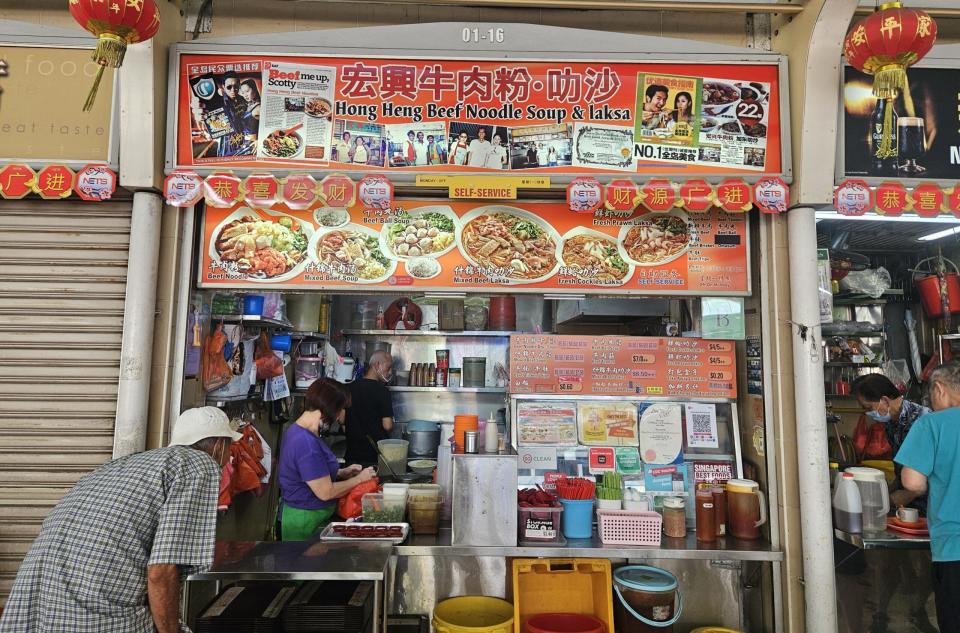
top-left (691, 412), bottom-right (712, 435)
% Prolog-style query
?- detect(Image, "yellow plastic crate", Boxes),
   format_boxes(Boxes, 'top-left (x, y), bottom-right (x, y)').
top-left (511, 558), bottom-right (614, 633)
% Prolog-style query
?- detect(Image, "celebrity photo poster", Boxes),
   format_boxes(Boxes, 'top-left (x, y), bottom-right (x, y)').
top-left (843, 66), bottom-right (960, 179)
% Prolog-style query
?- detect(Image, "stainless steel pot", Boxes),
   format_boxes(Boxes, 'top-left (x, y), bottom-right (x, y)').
top-left (406, 429), bottom-right (441, 458)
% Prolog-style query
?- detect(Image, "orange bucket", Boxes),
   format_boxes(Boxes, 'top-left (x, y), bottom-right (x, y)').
top-left (916, 273), bottom-right (960, 318)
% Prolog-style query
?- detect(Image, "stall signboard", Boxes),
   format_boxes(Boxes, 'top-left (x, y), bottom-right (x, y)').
top-left (199, 200), bottom-right (749, 295)
top-left (509, 334), bottom-right (737, 399)
top-left (174, 54), bottom-right (783, 177)
top-left (842, 66), bottom-right (960, 182)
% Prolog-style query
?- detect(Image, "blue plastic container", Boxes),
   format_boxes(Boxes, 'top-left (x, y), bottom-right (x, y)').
top-left (242, 295), bottom-right (265, 315)
top-left (559, 498), bottom-right (594, 539)
top-left (270, 334), bottom-right (292, 352)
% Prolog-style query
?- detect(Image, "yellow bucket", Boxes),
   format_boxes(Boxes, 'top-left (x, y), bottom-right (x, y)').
top-left (690, 628), bottom-right (744, 633)
top-left (433, 596), bottom-right (515, 633)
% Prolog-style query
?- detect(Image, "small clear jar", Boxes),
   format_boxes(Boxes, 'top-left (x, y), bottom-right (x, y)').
top-left (662, 497), bottom-right (687, 538)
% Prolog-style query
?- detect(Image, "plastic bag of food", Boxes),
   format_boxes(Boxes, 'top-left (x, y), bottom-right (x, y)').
top-left (255, 332), bottom-right (284, 380)
top-left (336, 479), bottom-right (380, 520)
top-left (201, 324), bottom-right (233, 392)
top-left (839, 267), bottom-right (891, 299)
top-left (882, 359), bottom-right (911, 393)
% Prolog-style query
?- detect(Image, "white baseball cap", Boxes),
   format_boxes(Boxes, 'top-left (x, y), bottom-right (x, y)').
top-left (169, 407), bottom-right (242, 447)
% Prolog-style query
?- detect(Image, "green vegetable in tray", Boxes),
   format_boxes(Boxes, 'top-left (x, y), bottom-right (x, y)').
top-left (363, 507), bottom-right (405, 523)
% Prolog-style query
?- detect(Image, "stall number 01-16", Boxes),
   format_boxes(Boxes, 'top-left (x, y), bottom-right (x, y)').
top-left (462, 27), bottom-right (505, 44)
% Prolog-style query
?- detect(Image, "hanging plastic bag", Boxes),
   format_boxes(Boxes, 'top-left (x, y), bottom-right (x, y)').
top-left (255, 332), bottom-right (284, 380)
top-left (336, 479), bottom-right (380, 520)
top-left (864, 422), bottom-right (893, 460)
top-left (201, 324), bottom-right (233, 392)
top-left (852, 414), bottom-right (869, 460)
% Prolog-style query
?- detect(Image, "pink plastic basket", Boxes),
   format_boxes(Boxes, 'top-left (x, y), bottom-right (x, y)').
top-left (596, 510), bottom-right (662, 546)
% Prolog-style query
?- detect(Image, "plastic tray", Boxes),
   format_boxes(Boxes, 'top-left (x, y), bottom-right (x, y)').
top-left (512, 558), bottom-right (614, 633)
top-left (319, 522), bottom-right (409, 544)
top-left (596, 509), bottom-right (662, 546)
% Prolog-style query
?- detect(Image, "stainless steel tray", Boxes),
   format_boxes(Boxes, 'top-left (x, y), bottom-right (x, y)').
top-left (319, 522), bottom-right (410, 544)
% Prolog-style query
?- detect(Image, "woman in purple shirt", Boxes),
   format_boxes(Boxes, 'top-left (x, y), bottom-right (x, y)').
top-left (278, 378), bottom-right (377, 540)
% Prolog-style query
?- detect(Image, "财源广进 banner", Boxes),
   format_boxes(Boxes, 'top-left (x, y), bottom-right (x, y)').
top-left (177, 55), bottom-right (782, 177)
top-left (199, 200), bottom-right (749, 296)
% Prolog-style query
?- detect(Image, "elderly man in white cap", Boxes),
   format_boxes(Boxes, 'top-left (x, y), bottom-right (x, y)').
top-left (0, 407), bottom-right (239, 633)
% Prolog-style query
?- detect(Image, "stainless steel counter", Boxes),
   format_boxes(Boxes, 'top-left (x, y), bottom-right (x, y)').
top-left (834, 528), bottom-right (930, 551)
top-left (396, 528), bottom-right (783, 561)
top-left (188, 540), bottom-right (393, 581)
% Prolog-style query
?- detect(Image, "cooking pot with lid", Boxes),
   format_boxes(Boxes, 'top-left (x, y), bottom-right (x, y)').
top-left (405, 419), bottom-right (441, 458)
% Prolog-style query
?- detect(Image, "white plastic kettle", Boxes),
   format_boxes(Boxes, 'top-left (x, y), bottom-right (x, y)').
top-left (833, 472), bottom-right (863, 534)
top-left (845, 466), bottom-right (890, 533)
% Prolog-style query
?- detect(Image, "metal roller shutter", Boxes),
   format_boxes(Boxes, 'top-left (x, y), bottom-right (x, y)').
top-left (0, 202), bottom-right (131, 605)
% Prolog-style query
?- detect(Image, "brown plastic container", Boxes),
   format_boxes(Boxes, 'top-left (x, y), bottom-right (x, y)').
top-left (487, 296), bottom-right (516, 331)
top-left (712, 487), bottom-right (727, 537)
top-left (695, 489), bottom-right (716, 542)
top-left (613, 565), bottom-right (682, 633)
top-left (726, 479), bottom-right (767, 540)
top-left (408, 497), bottom-right (442, 534)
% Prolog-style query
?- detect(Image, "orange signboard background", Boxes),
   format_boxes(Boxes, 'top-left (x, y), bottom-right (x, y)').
top-left (176, 53), bottom-right (782, 176)
top-left (509, 334), bottom-right (737, 399)
top-left (199, 200), bottom-right (749, 295)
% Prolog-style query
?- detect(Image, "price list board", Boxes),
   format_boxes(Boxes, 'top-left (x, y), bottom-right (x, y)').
top-left (509, 334), bottom-right (737, 399)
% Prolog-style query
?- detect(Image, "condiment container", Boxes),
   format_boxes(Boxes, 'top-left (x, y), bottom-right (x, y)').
top-left (845, 466), bottom-right (890, 533)
top-left (408, 496), bottom-right (443, 535)
top-left (361, 493), bottom-right (405, 523)
top-left (695, 488), bottom-right (717, 542)
top-left (427, 363), bottom-right (436, 387)
top-left (435, 349), bottom-right (450, 368)
top-left (712, 486), bottom-right (727, 537)
top-left (727, 478), bottom-right (767, 540)
top-left (448, 368), bottom-right (461, 388)
top-left (484, 413), bottom-right (499, 453)
top-left (464, 430), bottom-right (479, 454)
top-left (662, 497), bottom-right (686, 538)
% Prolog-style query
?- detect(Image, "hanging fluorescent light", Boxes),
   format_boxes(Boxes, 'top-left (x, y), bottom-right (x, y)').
top-left (814, 210), bottom-right (957, 224)
top-left (918, 226), bottom-right (960, 242)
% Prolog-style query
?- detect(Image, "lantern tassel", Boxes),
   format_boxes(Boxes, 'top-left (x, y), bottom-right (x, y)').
top-left (83, 64), bottom-right (107, 112)
top-left (878, 97), bottom-right (896, 159)
top-left (82, 35), bottom-right (127, 112)
top-left (873, 64), bottom-right (908, 100)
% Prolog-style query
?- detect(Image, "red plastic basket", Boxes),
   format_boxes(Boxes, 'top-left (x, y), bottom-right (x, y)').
top-left (596, 510), bottom-right (662, 546)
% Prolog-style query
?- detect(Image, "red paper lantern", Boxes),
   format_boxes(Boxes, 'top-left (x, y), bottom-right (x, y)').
top-left (69, 0), bottom-right (161, 111)
top-left (844, 2), bottom-right (937, 99)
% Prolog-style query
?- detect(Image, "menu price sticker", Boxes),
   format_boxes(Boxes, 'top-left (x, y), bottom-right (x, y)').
top-left (509, 334), bottom-right (737, 398)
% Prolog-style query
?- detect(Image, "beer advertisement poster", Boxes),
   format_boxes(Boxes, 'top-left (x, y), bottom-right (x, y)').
top-left (843, 66), bottom-right (960, 180)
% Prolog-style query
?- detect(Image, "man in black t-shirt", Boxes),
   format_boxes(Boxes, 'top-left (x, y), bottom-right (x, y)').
top-left (344, 351), bottom-right (395, 467)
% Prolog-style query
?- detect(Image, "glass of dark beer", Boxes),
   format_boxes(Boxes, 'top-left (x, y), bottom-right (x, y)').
top-left (897, 117), bottom-right (926, 175)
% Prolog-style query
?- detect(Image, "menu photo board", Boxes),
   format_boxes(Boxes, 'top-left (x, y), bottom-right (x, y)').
top-left (509, 334), bottom-right (737, 399)
top-left (175, 53), bottom-right (783, 177)
top-left (842, 65), bottom-right (960, 181)
top-left (199, 201), bottom-right (749, 295)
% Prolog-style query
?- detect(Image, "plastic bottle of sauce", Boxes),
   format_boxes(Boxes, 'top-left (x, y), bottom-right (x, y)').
top-left (712, 486), bottom-right (727, 537)
top-left (484, 412), bottom-right (499, 453)
top-left (695, 488), bottom-right (717, 542)
top-left (662, 497), bottom-right (686, 538)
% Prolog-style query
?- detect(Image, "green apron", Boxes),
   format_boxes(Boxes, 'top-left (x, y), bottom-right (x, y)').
top-left (280, 503), bottom-right (336, 541)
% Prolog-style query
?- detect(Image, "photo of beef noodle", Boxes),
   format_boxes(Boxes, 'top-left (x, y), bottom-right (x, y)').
top-left (459, 208), bottom-right (559, 281)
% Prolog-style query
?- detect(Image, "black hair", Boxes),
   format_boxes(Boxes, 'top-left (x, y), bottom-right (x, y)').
top-left (645, 84), bottom-right (669, 100)
top-left (304, 377), bottom-right (351, 422)
top-left (851, 374), bottom-right (901, 402)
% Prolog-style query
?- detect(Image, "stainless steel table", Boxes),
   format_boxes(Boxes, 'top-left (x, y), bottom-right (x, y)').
top-left (398, 527), bottom-right (784, 561)
top-left (185, 540), bottom-right (392, 633)
top-left (834, 528), bottom-right (930, 551)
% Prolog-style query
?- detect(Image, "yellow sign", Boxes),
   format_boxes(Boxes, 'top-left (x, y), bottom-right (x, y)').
top-left (417, 174), bottom-right (550, 188)
top-left (0, 46), bottom-right (115, 163)
top-left (450, 182), bottom-right (518, 199)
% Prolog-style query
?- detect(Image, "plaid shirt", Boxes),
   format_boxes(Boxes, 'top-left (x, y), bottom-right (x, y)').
top-left (0, 446), bottom-right (220, 633)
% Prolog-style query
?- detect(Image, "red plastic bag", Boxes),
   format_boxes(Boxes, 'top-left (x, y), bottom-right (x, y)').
top-left (201, 324), bottom-right (233, 392)
top-left (336, 479), bottom-right (380, 520)
top-left (254, 332), bottom-right (283, 380)
top-left (864, 422), bottom-right (893, 460)
top-left (852, 415), bottom-right (869, 460)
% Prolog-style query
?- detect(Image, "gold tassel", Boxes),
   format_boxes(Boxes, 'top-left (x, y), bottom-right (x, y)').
top-left (877, 97), bottom-right (896, 159)
top-left (83, 63), bottom-right (106, 112)
top-left (82, 34), bottom-right (126, 112)
top-left (873, 64), bottom-right (907, 100)
top-left (902, 73), bottom-right (916, 118)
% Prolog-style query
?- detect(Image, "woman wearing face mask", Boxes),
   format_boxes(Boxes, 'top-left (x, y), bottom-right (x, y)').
top-left (852, 373), bottom-right (930, 509)
top-left (277, 378), bottom-right (377, 540)
top-left (344, 351), bottom-right (395, 468)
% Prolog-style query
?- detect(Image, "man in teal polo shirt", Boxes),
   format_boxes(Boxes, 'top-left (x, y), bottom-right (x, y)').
top-left (897, 360), bottom-right (960, 633)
